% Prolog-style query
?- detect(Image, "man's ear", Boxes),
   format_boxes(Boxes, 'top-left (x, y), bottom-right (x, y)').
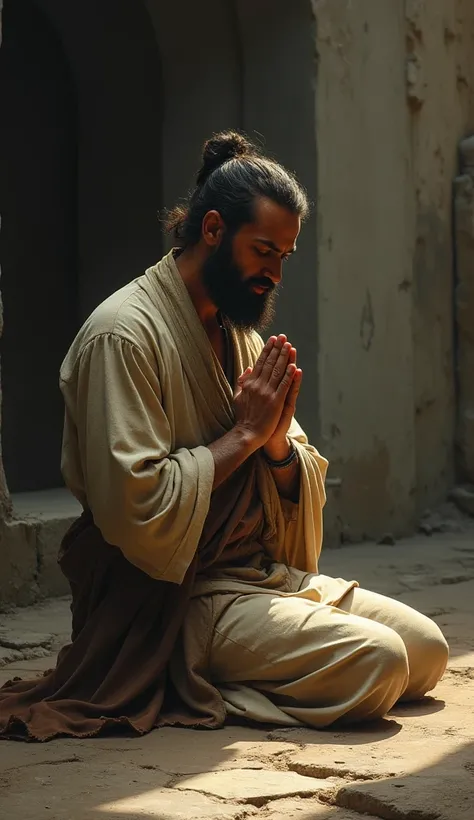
top-left (202, 210), bottom-right (225, 248)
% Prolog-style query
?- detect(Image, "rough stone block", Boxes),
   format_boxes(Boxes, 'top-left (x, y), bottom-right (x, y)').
top-left (0, 520), bottom-right (39, 609)
top-left (334, 771), bottom-right (474, 820)
top-left (35, 517), bottom-right (73, 598)
top-left (450, 485), bottom-right (474, 518)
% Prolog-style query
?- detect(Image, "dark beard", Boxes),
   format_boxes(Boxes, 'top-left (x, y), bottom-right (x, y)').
top-left (202, 234), bottom-right (277, 332)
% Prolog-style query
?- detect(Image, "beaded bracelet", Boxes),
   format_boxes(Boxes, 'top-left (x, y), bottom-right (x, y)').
top-left (263, 443), bottom-right (298, 469)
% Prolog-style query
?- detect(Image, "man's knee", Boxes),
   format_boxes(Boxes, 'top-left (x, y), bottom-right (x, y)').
top-left (403, 618), bottom-right (449, 700)
top-left (423, 620), bottom-right (449, 670)
top-left (337, 624), bottom-right (409, 724)
top-left (366, 626), bottom-right (410, 690)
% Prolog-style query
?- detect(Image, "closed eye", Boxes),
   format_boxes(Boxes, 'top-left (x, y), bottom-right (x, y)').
top-left (254, 246), bottom-right (271, 257)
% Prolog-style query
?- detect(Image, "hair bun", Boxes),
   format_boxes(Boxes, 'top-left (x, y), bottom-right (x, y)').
top-left (196, 131), bottom-right (255, 186)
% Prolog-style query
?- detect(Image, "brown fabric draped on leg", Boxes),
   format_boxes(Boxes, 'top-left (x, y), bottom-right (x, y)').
top-left (0, 461), bottom-right (265, 742)
top-left (0, 512), bottom-right (226, 742)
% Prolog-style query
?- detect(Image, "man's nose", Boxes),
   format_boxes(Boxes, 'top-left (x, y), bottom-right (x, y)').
top-left (265, 259), bottom-right (283, 285)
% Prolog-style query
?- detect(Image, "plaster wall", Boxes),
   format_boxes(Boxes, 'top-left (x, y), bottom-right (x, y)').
top-left (314, 0), bottom-right (416, 540)
top-left (407, 0), bottom-right (474, 513)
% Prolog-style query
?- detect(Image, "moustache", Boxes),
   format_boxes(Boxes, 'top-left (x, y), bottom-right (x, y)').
top-left (247, 277), bottom-right (275, 292)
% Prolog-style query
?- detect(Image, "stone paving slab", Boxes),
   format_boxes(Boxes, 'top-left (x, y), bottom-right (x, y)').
top-left (0, 756), bottom-right (171, 820)
top-left (332, 767), bottom-right (474, 820)
top-left (85, 730), bottom-right (296, 776)
top-left (287, 734), bottom-right (462, 781)
top-left (173, 769), bottom-right (335, 805)
top-left (95, 789), bottom-right (258, 820)
top-left (262, 797), bottom-right (365, 820)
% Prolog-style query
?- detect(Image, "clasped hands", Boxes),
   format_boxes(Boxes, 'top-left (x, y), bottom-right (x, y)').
top-left (233, 335), bottom-right (302, 462)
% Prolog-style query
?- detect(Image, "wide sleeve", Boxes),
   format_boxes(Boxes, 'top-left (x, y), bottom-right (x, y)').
top-left (62, 333), bottom-right (215, 584)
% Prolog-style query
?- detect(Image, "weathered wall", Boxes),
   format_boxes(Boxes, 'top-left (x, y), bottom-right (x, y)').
top-left (407, 0), bottom-right (474, 514)
top-left (314, 0), bottom-right (474, 541)
top-left (314, 0), bottom-right (416, 540)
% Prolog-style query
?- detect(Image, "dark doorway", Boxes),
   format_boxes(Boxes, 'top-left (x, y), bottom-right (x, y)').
top-left (0, 0), bottom-right (78, 492)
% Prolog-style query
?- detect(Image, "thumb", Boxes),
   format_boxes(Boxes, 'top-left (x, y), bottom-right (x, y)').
top-left (238, 366), bottom-right (253, 385)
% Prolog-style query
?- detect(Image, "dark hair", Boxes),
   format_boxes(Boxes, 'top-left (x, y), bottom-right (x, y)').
top-left (165, 131), bottom-right (309, 246)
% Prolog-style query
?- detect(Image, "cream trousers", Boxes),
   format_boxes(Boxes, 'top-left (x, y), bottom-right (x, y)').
top-left (208, 571), bottom-right (449, 728)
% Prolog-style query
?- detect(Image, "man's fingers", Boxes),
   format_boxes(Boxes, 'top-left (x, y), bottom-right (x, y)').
top-left (261, 337), bottom-right (287, 375)
top-left (252, 336), bottom-right (277, 378)
top-left (285, 369), bottom-right (303, 412)
top-left (276, 369), bottom-right (302, 428)
top-left (267, 341), bottom-right (292, 387)
top-left (276, 362), bottom-right (297, 396)
top-left (260, 335), bottom-right (287, 378)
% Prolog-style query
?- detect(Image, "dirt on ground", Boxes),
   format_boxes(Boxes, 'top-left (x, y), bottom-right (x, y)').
top-left (0, 521), bottom-right (473, 820)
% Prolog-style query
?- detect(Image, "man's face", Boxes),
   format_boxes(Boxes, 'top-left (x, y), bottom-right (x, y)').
top-left (202, 197), bottom-right (301, 331)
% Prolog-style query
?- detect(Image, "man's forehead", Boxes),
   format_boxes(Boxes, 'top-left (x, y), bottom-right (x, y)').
top-left (246, 197), bottom-right (301, 246)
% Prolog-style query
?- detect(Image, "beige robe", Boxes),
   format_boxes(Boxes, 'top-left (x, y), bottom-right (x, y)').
top-left (0, 252), bottom-right (446, 741)
top-left (60, 250), bottom-right (351, 605)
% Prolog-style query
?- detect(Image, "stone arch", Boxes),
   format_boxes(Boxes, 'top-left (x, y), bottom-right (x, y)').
top-left (32, 0), bottom-right (164, 317)
top-left (0, 0), bottom-right (163, 496)
top-left (0, 0), bottom-right (78, 493)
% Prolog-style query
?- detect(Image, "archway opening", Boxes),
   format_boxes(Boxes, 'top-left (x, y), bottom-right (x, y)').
top-left (0, 0), bottom-right (78, 492)
top-left (0, 0), bottom-right (164, 498)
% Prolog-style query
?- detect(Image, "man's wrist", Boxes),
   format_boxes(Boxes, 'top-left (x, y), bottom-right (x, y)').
top-left (231, 424), bottom-right (262, 457)
top-left (263, 437), bottom-right (292, 464)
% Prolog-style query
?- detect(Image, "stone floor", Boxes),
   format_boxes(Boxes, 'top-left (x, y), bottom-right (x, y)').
top-left (0, 525), bottom-right (473, 820)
